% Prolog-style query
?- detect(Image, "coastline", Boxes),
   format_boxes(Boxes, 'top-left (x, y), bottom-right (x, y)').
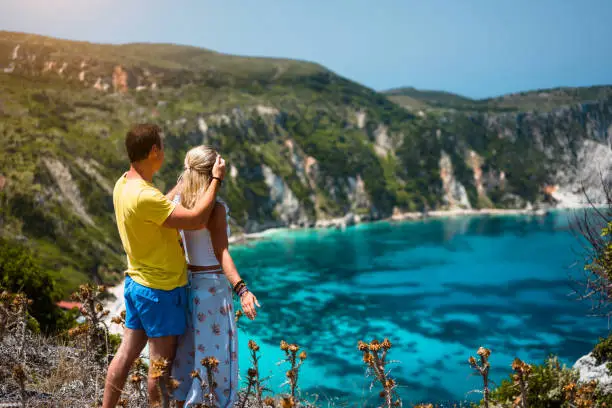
top-left (227, 203), bottom-right (600, 246)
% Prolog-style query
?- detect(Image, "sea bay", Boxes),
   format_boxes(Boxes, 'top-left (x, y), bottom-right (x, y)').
top-left (231, 210), bottom-right (608, 405)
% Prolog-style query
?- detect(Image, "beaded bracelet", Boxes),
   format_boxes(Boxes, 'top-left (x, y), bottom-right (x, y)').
top-left (237, 286), bottom-right (249, 297)
top-left (233, 280), bottom-right (246, 293)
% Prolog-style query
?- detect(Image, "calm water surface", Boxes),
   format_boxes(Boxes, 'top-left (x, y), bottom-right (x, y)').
top-left (230, 211), bottom-right (608, 406)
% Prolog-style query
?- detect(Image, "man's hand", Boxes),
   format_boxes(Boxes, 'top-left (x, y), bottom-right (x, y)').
top-left (240, 291), bottom-right (260, 320)
top-left (213, 155), bottom-right (226, 180)
top-left (162, 157), bottom-right (224, 230)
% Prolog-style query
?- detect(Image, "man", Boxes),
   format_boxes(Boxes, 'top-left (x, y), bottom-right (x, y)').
top-left (103, 124), bottom-right (225, 407)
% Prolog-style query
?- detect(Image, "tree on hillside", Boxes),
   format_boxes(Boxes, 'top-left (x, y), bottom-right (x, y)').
top-left (0, 237), bottom-right (72, 333)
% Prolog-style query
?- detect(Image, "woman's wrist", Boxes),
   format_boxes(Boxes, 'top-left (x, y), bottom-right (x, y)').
top-left (233, 279), bottom-right (247, 296)
top-left (237, 286), bottom-right (249, 298)
top-left (233, 279), bottom-right (244, 290)
top-left (212, 176), bottom-right (223, 184)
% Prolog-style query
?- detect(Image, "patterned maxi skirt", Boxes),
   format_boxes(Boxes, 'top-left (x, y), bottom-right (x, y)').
top-left (172, 271), bottom-right (239, 407)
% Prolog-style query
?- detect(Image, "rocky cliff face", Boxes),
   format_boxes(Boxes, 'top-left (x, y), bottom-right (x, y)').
top-left (423, 101), bottom-right (612, 212)
top-left (439, 151), bottom-right (471, 210)
top-left (1, 31), bottom-right (611, 289)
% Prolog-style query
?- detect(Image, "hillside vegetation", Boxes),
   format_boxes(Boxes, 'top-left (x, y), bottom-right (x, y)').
top-left (1, 31), bottom-right (611, 295)
top-left (385, 85), bottom-right (612, 112)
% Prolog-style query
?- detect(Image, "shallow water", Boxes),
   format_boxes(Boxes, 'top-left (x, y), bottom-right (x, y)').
top-left (230, 210), bottom-right (609, 405)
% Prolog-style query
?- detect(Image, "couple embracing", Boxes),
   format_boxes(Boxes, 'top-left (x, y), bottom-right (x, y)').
top-left (103, 124), bottom-right (259, 407)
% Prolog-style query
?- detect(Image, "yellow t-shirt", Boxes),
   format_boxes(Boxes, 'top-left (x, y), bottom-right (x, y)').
top-left (113, 174), bottom-right (187, 290)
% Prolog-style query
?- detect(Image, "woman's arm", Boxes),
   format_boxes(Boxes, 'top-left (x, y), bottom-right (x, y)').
top-left (209, 203), bottom-right (260, 320)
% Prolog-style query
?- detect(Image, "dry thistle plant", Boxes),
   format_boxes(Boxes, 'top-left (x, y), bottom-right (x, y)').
top-left (0, 292), bottom-right (28, 344)
top-left (202, 356), bottom-right (219, 406)
top-left (149, 358), bottom-right (168, 407)
top-left (190, 356), bottom-right (220, 407)
top-left (236, 310), bottom-right (244, 323)
top-left (279, 340), bottom-right (308, 405)
top-left (125, 357), bottom-right (149, 405)
top-left (12, 360), bottom-right (27, 408)
top-left (111, 310), bottom-right (126, 328)
top-left (240, 339), bottom-right (273, 408)
top-left (563, 380), bottom-right (598, 408)
top-left (357, 339), bottom-right (401, 408)
top-left (1, 292), bottom-right (32, 408)
top-left (263, 396), bottom-right (276, 407)
top-left (280, 396), bottom-right (296, 408)
top-left (149, 357), bottom-right (181, 408)
top-left (468, 347), bottom-right (491, 408)
top-left (69, 284), bottom-right (111, 364)
top-left (0, 291), bottom-right (9, 340)
top-left (8, 293), bottom-right (30, 362)
top-left (1, 290), bottom-right (115, 407)
top-left (511, 358), bottom-right (531, 408)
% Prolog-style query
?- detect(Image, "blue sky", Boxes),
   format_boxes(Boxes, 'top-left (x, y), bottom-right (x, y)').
top-left (1, 0), bottom-right (611, 98)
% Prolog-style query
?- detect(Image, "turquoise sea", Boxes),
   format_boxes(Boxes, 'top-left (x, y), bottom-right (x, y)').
top-left (230, 210), bottom-right (608, 406)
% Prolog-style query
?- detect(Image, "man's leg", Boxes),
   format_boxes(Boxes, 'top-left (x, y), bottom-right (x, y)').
top-left (148, 335), bottom-right (179, 405)
top-left (102, 328), bottom-right (148, 408)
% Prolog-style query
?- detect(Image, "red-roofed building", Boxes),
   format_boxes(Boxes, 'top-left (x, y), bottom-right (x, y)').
top-left (56, 301), bottom-right (82, 310)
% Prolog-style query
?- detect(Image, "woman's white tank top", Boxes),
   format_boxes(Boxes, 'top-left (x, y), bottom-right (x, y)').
top-left (173, 194), bottom-right (231, 267)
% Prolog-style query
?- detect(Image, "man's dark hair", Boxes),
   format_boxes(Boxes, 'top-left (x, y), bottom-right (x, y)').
top-left (125, 124), bottom-right (162, 163)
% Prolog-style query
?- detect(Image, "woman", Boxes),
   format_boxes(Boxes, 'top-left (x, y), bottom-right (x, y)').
top-left (170, 145), bottom-right (260, 408)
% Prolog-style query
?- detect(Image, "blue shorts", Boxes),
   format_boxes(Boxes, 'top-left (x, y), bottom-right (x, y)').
top-left (124, 275), bottom-right (188, 338)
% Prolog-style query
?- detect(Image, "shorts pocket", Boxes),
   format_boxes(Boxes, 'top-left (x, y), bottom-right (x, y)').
top-left (133, 284), bottom-right (160, 304)
top-left (173, 291), bottom-right (182, 306)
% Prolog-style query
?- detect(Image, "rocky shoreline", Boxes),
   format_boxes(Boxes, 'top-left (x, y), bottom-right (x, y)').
top-left (227, 203), bottom-right (591, 245)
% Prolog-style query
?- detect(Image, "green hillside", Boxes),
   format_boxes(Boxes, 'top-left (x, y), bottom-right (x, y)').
top-left (384, 85), bottom-right (612, 112)
top-left (384, 86), bottom-right (477, 110)
top-left (1, 31), bottom-right (611, 296)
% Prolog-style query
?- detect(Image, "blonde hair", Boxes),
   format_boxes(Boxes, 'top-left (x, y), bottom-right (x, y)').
top-left (179, 145), bottom-right (219, 209)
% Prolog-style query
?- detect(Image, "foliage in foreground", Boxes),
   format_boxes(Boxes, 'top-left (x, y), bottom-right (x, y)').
top-left (489, 355), bottom-right (577, 408)
top-left (0, 287), bottom-right (323, 407)
top-left (468, 351), bottom-right (612, 408)
top-left (2, 288), bottom-right (612, 407)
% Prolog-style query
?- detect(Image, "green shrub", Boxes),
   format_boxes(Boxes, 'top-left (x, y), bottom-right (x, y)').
top-left (0, 237), bottom-right (74, 333)
top-left (593, 334), bottom-right (612, 365)
top-left (490, 355), bottom-right (578, 408)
